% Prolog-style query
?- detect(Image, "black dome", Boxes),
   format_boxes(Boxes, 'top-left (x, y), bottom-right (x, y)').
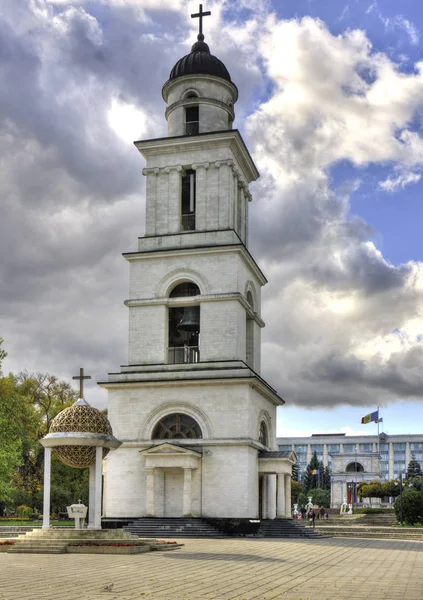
top-left (169, 35), bottom-right (231, 83)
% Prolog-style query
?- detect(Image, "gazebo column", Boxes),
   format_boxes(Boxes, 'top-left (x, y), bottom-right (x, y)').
top-left (88, 464), bottom-right (96, 527)
top-left (146, 468), bottom-right (156, 516)
top-left (267, 474), bottom-right (277, 520)
top-left (284, 474), bottom-right (292, 517)
top-left (42, 447), bottom-right (51, 529)
top-left (276, 473), bottom-right (286, 518)
top-left (183, 468), bottom-right (192, 517)
top-left (94, 446), bottom-right (103, 529)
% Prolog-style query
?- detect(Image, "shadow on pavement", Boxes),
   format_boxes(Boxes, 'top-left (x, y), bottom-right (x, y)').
top-left (163, 552), bottom-right (285, 562)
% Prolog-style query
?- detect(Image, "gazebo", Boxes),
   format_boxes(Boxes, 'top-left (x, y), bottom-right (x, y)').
top-left (40, 370), bottom-right (121, 529)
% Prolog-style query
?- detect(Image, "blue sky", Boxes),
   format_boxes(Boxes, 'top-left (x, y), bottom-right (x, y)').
top-left (0, 0), bottom-right (422, 440)
top-left (266, 0), bottom-right (423, 436)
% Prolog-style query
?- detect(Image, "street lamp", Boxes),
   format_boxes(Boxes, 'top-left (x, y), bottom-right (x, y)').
top-left (399, 473), bottom-right (403, 527)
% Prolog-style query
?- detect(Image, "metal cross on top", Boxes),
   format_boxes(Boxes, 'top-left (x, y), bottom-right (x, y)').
top-left (72, 367), bottom-right (91, 398)
top-left (191, 4), bottom-right (211, 37)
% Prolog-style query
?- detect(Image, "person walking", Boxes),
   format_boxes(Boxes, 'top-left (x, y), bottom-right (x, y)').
top-left (308, 508), bottom-right (316, 529)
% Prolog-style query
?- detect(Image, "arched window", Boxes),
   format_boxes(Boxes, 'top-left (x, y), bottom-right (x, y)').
top-left (181, 168), bottom-right (196, 231)
top-left (346, 462), bottom-right (364, 472)
top-left (152, 413), bottom-right (203, 440)
top-left (259, 421), bottom-right (268, 447)
top-left (168, 282), bottom-right (200, 364)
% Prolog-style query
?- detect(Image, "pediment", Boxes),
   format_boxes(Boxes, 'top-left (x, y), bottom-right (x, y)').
top-left (140, 443), bottom-right (201, 457)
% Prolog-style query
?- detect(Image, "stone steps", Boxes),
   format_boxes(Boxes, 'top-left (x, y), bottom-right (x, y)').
top-left (309, 525), bottom-right (423, 540)
top-left (258, 519), bottom-right (327, 539)
top-left (125, 518), bottom-right (222, 538)
top-left (7, 528), bottom-right (182, 554)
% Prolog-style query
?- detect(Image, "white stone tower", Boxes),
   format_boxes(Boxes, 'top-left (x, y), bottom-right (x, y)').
top-left (100, 7), bottom-right (294, 521)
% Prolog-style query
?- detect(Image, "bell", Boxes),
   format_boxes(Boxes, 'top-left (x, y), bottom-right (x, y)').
top-left (177, 306), bottom-right (200, 332)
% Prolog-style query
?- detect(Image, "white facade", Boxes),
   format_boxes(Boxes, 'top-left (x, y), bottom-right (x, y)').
top-left (100, 35), bottom-right (293, 520)
top-left (278, 433), bottom-right (423, 508)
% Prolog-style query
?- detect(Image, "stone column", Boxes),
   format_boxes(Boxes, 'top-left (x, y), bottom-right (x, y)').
top-left (156, 169), bottom-right (169, 234)
top-left (143, 167), bottom-right (159, 236)
top-left (323, 444), bottom-right (328, 468)
top-left (167, 166), bottom-right (183, 233)
top-left (192, 163), bottom-right (209, 231)
top-left (389, 442), bottom-right (394, 480)
top-left (183, 468), bottom-right (192, 517)
top-left (217, 160), bottom-right (232, 229)
top-left (276, 473), bottom-right (286, 518)
top-left (42, 447), bottom-right (51, 529)
top-left (88, 464), bottom-right (96, 528)
top-left (406, 442), bottom-right (411, 469)
top-left (146, 468), bottom-right (156, 517)
top-left (307, 444), bottom-right (312, 464)
top-left (94, 446), bottom-right (103, 529)
top-left (267, 474), bottom-right (277, 520)
top-left (261, 475), bottom-right (268, 519)
top-left (284, 474), bottom-right (292, 518)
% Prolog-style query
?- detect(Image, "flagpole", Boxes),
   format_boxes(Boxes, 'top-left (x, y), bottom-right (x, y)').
top-left (377, 405), bottom-right (380, 477)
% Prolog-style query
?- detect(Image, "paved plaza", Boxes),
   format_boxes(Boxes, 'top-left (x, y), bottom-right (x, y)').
top-left (1, 536), bottom-right (423, 600)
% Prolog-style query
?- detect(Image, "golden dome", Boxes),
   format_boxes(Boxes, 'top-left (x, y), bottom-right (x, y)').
top-left (49, 399), bottom-right (113, 469)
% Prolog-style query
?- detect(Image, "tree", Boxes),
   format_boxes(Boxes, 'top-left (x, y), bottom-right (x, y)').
top-left (358, 480), bottom-right (384, 499)
top-left (11, 371), bottom-right (79, 507)
top-left (291, 480), bottom-right (302, 503)
top-left (0, 373), bottom-right (23, 505)
top-left (0, 337), bottom-right (7, 373)
top-left (394, 489), bottom-right (423, 525)
top-left (308, 488), bottom-right (330, 507)
top-left (406, 455), bottom-right (423, 481)
top-left (322, 466), bottom-right (331, 491)
top-left (302, 452), bottom-right (324, 493)
top-left (292, 462), bottom-right (300, 482)
top-left (382, 480), bottom-right (402, 498)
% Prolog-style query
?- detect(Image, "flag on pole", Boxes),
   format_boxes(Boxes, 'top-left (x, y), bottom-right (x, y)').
top-left (375, 417), bottom-right (383, 424)
top-left (361, 410), bottom-right (379, 424)
top-left (310, 469), bottom-right (320, 475)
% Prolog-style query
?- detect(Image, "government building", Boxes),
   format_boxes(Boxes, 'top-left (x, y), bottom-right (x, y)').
top-left (99, 8), bottom-right (294, 522)
top-left (277, 433), bottom-right (423, 507)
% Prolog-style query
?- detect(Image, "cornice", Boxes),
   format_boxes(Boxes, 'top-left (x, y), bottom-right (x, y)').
top-left (123, 243), bottom-right (267, 286)
top-left (124, 292), bottom-right (265, 327)
top-left (134, 130), bottom-right (259, 183)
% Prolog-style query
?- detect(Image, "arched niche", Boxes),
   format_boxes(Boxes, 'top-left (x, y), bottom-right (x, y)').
top-left (156, 268), bottom-right (209, 298)
top-left (346, 462), bottom-right (364, 472)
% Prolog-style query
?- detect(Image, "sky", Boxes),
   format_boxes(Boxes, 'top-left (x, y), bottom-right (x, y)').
top-left (1, 0), bottom-right (423, 438)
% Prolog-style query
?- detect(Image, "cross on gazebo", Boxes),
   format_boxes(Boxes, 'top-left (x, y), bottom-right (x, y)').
top-left (191, 4), bottom-right (211, 37)
top-left (72, 367), bottom-right (91, 398)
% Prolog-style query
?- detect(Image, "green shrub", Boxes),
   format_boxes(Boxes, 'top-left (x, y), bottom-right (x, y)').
top-left (394, 490), bottom-right (423, 525)
top-left (354, 507), bottom-right (391, 514)
top-left (308, 488), bottom-right (330, 507)
top-left (16, 505), bottom-right (32, 519)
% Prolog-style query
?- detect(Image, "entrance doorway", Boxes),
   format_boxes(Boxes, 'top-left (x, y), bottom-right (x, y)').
top-left (164, 469), bottom-right (184, 517)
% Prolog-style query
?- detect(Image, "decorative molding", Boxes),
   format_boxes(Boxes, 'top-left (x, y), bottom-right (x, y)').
top-left (165, 96), bottom-right (235, 121)
top-left (191, 162), bottom-right (210, 171)
top-left (155, 267), bottom-right (210, 297)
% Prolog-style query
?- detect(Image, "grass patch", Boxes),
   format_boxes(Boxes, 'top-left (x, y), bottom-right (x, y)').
top-left (0, 520), bottom-right (74, 527)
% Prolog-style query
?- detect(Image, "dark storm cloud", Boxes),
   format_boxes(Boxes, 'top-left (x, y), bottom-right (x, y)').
top-left (0, 1), bottom-right (422, 411)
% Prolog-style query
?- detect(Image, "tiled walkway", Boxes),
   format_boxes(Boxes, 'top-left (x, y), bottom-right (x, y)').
top-left (1, 536), bottom-right (423, 600)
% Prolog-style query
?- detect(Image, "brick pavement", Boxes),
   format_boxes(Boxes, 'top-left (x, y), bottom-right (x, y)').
top-left (1, 537), bottom-right (423, 600)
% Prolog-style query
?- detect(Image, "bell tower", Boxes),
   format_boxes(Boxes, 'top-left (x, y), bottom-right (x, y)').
top-left (100, 6), bottom-right (293, 523)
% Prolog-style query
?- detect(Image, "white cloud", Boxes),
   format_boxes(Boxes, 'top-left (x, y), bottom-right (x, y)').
top-left (379, 170), bottom-right (421, 192)
top-left (1, 1), bottom-right (423, 411)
